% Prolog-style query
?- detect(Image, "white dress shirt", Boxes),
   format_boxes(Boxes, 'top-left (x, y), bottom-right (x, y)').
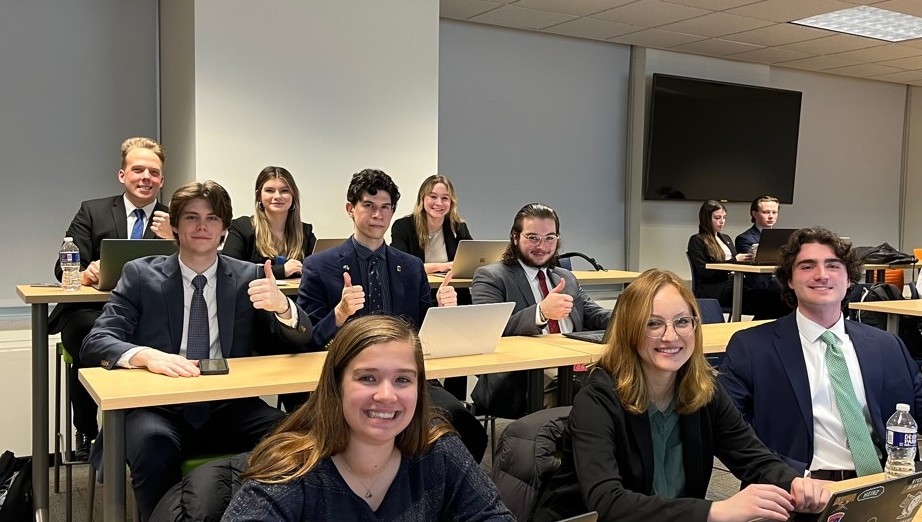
top-left (123, 194), bottom-right (158, 237)
top-left (518, 260), bottom-right (574, 334)
top-left (796, 309), bottom-right (880, 471)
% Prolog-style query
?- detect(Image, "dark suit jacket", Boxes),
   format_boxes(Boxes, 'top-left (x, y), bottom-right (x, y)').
top-left (533, 368), bottom-right (798, 522)
top-left (222, 216), bottom-right (317, 280)
top-left (470, 261), bottom-right (611, 336)
top-left (389, 215), bottom-right (472, 262)
top-left (734, 225), bottom-right (775, 290)
top-left (81, 254), bottom-right (312, 369)
top-left (297, 239), bottom-right (431, 348)
top-left (718, 313), bottom-right (922, 474)
top-left (49, 195), bottom-right (169, 333)
top-left (686, 233), bottom-right (735, 303)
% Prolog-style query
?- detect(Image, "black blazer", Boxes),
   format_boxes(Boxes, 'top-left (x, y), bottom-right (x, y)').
top-left (222, 216), bottom-right (317, 280)
top-left (49, 195), bottom-right (169, 333)
top-left (533, 368), bottom-right (797, 522)
top-left (390, 215), bottom-right (472, 263)
top-left (686, 233), bottom-right (736, 302)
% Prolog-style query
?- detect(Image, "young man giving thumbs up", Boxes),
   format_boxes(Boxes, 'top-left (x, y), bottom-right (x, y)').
top-left (81, 180), bottom-right (313, 520)
top-left (297, 168), bottom-right (486, 462)
top-left (470, 203), bottom-right (612, 417)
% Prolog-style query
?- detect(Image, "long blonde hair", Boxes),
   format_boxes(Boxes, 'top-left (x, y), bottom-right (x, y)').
top-left (251, 166), bottom-right (304, 260)
top-left (597, 269), bottom-right (715, 415)
top-left (242, 315), bottom-right (453, 484)
top-left (411, 175), bottom-right (464, 251)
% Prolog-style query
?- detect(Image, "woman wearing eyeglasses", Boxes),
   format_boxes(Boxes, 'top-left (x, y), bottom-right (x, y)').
top-left (532, 269), bottom-right (829, 522)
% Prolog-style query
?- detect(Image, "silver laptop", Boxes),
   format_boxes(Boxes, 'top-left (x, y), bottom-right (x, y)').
top-left (94, 239), bottom-right (178, 291)
top-left (440, 240), bottom-right (508, 278)
top-left (418, 302), bottom-right (515, 359)
top-left (311, 238), bottom-right (348, 255)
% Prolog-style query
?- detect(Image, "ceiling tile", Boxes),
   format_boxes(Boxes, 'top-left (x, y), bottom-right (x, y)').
top-left (822, 62), bottom-right (904, 76)
top-left (470, 5), bottom-right (578, 29)
top-left (608, 28), bottom-right (709, 47)
top-left (661, 0), bottom-right (763, 10)
top-left (780, 33), bottom-right (886, 54)
top-left (669, 37), bottom-right (764, 55)
top-left (868, 69), bottom-right (922, 82)
top-left (511, 0), bottom-right (635, 16)
top-left (722, 22), bottom-right (830, 46)
top-left (592, 0), bottom-right (711, 27)
top-left (727, 0), bottom-right (855, 22)
top-left (543, 17), bottom-right (645, 39)
top-left (726, 46), bottom-right (812, 62)
top-left (899, 39), bottom-right (922, 50)
top-left (440, 0), bottom-right (503, 19)
top-left (776, 54), bottom-right (863, 69)
top-left (658, 12), bottom-right (774, 37)
top-left (875, 0), bottom-right (922, 17)
top-left (829, 43), bottom-right (922, 62)
top-left (878, 54), bottom-right (922, 69)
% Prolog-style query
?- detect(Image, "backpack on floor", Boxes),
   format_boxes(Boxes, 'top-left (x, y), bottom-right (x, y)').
top-left (850, 283), bottom-right (922, 359)
top-left (0, 450), bottom-right (32, 522)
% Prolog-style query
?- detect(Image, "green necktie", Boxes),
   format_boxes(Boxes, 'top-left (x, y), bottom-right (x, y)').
top-left (820, 330), bottom-right (883, 476)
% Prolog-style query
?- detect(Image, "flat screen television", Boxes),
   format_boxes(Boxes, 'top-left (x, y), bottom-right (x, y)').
top-left (643, 73), bottom-right (802, 203)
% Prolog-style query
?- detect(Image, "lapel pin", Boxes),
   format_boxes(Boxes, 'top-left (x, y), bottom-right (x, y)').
top-left (396, 265), bottom-right (402, 272)
top-left (342, 264), bottom-right (350, 272)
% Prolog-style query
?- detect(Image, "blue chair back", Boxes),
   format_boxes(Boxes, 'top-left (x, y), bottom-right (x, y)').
top-left (696, 298), bottom-right (724, 324)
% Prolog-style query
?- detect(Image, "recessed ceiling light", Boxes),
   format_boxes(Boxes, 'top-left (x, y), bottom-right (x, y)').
top-left (792, 6), bottom-right (922, 42)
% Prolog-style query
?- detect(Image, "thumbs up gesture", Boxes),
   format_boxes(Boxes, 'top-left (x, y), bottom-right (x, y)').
top-left (539, 277), bottom-right (573, 321)
top-left (335, 271), bottom-right (365, 326)
top-left (249, 260), bottom-right (292, 317)
top-left (436, 271), bottom-right (457, 307)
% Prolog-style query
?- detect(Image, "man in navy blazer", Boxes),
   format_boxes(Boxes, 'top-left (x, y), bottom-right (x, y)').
top-left (82, 181), bottom-right (311, 520)
top-left (719, 227), bottom-right (922, 480)
top-left (49, 137), bottom-right (171, 459)
top-left (734, 195), bottom-right (780, 291)
top-left (297, 169), bottom-right (487, 462)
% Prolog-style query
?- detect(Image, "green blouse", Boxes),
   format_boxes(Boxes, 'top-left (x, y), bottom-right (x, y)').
top-left (648, 402), bottom-right (685, 498)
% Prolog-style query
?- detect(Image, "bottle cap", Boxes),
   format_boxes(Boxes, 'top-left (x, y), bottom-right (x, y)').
top-left (63, 237), bottom-right (73, 242)
top-left (897, 403), bottom-right (910, 412)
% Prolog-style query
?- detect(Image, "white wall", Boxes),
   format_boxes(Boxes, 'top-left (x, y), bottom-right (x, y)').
top-left (161, 0), bottom-right (440, 234)
top-left (0, 0), bottom-right (159, 307)
top-left (631, 49), bottom-right (907, 278)
top-left (438, 21), bottom-right (631, 268)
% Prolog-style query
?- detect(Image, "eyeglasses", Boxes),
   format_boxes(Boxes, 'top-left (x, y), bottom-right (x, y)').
top-left (520, 233), bottom-right (559, 245)
top-left (643, 316), bottom-right (698, 339)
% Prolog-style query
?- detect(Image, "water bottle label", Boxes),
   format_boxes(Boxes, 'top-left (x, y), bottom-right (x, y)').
top-left (59, 252), bottom-right (79, 264)
top-left (887, 430), bottom-right (917, 447)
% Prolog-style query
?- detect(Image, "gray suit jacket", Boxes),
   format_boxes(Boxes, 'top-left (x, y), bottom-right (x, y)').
top-left (470, 261), bottom-right (611, 336)
top-left (81, 253), bottom-right (312, 369)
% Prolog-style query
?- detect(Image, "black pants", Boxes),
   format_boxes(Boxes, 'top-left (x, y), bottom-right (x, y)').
top-left (60, 308), bottom-right (103, 437)
top-left (429, 382), bottom-right (487, 463)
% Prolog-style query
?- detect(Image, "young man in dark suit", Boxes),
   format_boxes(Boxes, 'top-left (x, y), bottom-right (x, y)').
top-left (81, 181), bottom-right (312, 520)
top-left (735, 195), bottom-right (780, 291)
top-left (49, 137), bottom-right (170, 460)
top-left (297, 169), bottom-right (488, 462)
top-left (719, 227), bottom-right (922, 480)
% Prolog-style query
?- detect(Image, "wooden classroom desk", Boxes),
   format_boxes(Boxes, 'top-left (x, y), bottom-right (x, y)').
top-left (849, 299), bottom-right (922, 334)
top-left (425, 269), bottom-right (643, 289)
top-left (533, 320), bottom-right (772, 361)
top-left (78, 338), bottom-right (591, 520)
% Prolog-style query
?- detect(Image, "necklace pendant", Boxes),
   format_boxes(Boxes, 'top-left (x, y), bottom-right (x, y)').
top-left (365, 489), bottom-right (373, 499)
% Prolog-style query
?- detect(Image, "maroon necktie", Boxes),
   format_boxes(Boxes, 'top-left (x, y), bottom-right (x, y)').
top-left (537, 270), bottom-right (560, 334)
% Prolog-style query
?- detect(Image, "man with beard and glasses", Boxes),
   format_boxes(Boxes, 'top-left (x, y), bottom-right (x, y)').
top-left (469, 203), bottom-right (611, 418)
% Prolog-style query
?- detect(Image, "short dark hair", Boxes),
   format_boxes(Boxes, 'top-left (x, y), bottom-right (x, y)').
top-left (347, 169), bottom-right (400, 209)
top-left (750, 195), bottom-right (780, 223)
top-left (168, 181), bottom-right (233, 245)
top-left (775, 227), bottom-right (861, 308)
top-left (501, 203), bottom-right (560, 265)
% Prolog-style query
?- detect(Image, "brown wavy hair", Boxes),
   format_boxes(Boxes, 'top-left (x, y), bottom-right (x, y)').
top-left (410, 175), bottom-right (465, 251)
top-left (242, 315), bottom-right (453, 484)
top-left (695, 200), bottom-right (728, 262)
top-left (168, 181), bottom-right (232, 246)
top-left (596, 269), bottom-right (715, 415)
top-left (501, 203), bottom-right (560, 266)
top-left (774, 227), bottom-right (860, 309)
top-left (251, 166), bottom-right (305, 260)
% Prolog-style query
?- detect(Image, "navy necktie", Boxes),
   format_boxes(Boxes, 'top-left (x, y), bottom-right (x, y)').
top-left (130, 208), bottom-right (146, 239)
top-left (367, 255), bottom-right (384, 312)
top-left (184, 274), bottom-right (210, 428)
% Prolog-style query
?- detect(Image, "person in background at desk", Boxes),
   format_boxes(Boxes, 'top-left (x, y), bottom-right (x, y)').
top-left (49, 136), bottom-right (171, 461)
top-left (686, 200), bottom-right (753, 309)
top-left (719, 227), bottom-right (922, 481)
top-left (734, 195), bottom-right (789, 319)
top-left (81, 180), bottom-right (312, 521)
top-left (222, 165), bottom-right (317, 280)
top-left (532, 269), bottom-right (830, 522)
top-left (297, 168), bottom-right (487, 463)
top-left (391, 174), bottom-right (473, 400)
top-left (469, 203), bottom-right (611, 419)
top-left (222, 315), bottom-right (514, 521)
top-left (734, 195), bottom-right (779, 265)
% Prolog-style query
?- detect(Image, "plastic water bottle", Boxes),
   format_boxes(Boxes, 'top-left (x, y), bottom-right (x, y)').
top-left (885, 403), bottom-right (918, 478)
top-left (59, 237), bottom-right (81, 292)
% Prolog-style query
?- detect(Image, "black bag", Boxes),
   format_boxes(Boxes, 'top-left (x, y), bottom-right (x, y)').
top-left (471, 371), bottom-right (529, 420)
top-left (0, 450), bottom-right (32, 522)
top-left (851, 283), bottom-right (922, 359)
top-left (853, 243), bottom-right (916, 266)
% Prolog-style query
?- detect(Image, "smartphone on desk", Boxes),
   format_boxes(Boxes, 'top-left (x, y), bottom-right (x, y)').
top-left (199, 358), bottom-right (229, 375)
